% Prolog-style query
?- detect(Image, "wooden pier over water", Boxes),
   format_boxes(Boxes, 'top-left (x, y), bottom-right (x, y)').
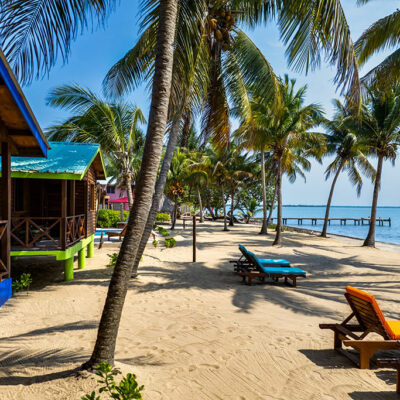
top-left (268, 217), bottom-right (391, 227)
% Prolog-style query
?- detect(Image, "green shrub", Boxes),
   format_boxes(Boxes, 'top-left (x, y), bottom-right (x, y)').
top-left (157, 226), bottom-right (170, 237)
top-left (152, 239), bottom-right (158, 248)
top-left (97, 210), bottom-right (129, 228)
top-left (155, 212), bottom-right (170, 222)
top-left (81, 362), bottom-right (144, 400)
top-left (107, 253), bottom-right (118, 267)
top-left (12, 273), bottom-right (32, 295)
top-left (164, 238), bottom-right (176, 248)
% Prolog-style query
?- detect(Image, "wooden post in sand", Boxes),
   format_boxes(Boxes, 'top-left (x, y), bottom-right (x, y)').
top-left (193, 215), bottom-right (196, 262)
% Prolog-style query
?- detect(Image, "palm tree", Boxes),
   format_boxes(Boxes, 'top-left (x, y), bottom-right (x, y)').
top-left (166, 148), bottom-right (192, 229)
top-left (103, 0), bottom-right (363, 274)
top-left (235, 103), bottom-right (274, 234)
top-left (47, 84), bottom-right (145, 209)
top-left (252, 76), bottom-right (325, 245)
top-left (348, 86), bottom-right (400, 247)
top-left (84, 0), bottom-right (179, 368)
top-left (355, 7), bottom-right (400, 89)
top-left (320, 100), bottom-right (375, 238)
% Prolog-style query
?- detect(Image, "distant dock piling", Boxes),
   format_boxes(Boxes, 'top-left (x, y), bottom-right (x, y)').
top-left (269, 217), bottom-right (391, 226)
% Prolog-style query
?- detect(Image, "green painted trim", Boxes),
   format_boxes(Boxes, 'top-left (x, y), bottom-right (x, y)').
top-left (64, 257), bottom-right (74, 281)
top-left (87, 237), bottom-right (94, 258)
top-left (7, 171), bottom-right (81, 180)
top-left (10, 234), bottom-right (95, 261)
top-left (78, 248), bottom-right (86, 269)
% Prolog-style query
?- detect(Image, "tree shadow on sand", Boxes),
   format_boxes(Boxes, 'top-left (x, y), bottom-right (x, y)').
top-left (0, 349), bottom-right (83, 386)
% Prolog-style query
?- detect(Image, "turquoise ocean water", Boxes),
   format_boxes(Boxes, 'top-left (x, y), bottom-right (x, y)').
top-left (255, 206), bottom-right (400, 245)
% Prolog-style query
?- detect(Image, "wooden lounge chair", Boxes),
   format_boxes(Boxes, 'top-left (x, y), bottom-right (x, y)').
top-left (320, 286), bottom-right (400, 369)
top-left (235, 246), bottom-right (306, 287)
top-left (376, 358), bottom-right (400, 394)
top-left (107, 225), bottom-right (127, 241)
top-left (231, 244), bottom-right (291, 273)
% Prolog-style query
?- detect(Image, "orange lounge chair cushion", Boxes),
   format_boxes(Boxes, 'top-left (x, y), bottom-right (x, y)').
top-left (346, 286), bottom-right (400, 339)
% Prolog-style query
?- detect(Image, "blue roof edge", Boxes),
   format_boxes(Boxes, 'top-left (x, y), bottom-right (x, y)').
top-left (0, 59), bottom-right (48, 157)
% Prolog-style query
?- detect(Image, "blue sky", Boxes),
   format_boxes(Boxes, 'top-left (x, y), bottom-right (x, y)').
top-left (23, 0), bottom-right (400, 206)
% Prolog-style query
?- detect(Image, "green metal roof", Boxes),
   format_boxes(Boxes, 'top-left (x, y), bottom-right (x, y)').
top-left (0, 142), bottom-right (106, 180)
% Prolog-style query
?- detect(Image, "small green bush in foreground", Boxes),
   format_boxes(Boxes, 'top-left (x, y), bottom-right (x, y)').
top-left (81, 362), bottom-right (144, 400)
top-left (12, 273), bottom-right (32, 295)
top-left (107, 253), bottom-right (118, 267)
top-left (155, 212), bottom-right (170, 222)
top-left (164, 238), bottom-right (176, 248)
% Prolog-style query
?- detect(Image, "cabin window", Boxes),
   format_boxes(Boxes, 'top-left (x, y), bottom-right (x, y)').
top-left (90, 184), bottom-right (96, 211)
top-left (14, 180), bottom-right (25, 212)
top-left (106, 186), bottom-right (115, 194)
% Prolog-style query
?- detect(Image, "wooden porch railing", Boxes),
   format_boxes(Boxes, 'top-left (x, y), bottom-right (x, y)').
top-left (66, 215), bottom-right (86, 246)
top-left (0, 220), bottom-right (9, 279)
top-left (11, 215), bottom-right (86, 250)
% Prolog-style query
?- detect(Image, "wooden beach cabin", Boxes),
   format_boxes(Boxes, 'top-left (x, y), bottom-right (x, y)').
top-left (0, 141), bottom-right (106, 282)
top-left (0, 50), bottom-right (49, 307)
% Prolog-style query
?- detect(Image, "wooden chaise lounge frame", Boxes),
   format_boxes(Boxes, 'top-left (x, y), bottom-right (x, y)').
top-left (236, 249), bottom-right (305, 287)
top-left (107, 225), bottom-right (127, 241)
top-left (320, 286), bottom-right (400, 369)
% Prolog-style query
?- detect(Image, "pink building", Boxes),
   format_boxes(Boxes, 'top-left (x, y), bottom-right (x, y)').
top-left (99, 178), bottom-right (134, 211)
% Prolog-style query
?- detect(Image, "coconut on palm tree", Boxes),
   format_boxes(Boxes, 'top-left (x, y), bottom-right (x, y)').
top-left (320, 100), bottom-right (375, 238)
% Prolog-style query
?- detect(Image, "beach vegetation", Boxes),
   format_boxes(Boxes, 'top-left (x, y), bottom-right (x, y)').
top-left (152, 240), bottom-right (158, 248)
top-left (347, 85), bottom-right (400, 247)
top-left (107, 253), bottom-right (118, 268)
top-left (81, 362), bottom-right (144, 400)
top-left (97, 210), bottom-right (129, 228)
top-left (320, 99), bottom-right (375, 238)
top-left (164, 238), bottom-right (176, 248)
top-left (46, 86), bottom-right (146, 212)
top-left (12, 273), bottom-right (32, 295)
top-left (155, 213), bottom-right (170, 222)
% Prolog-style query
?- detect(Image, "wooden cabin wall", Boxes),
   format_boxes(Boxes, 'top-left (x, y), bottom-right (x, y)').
top-left (84, 165), bottom-right (98, 237)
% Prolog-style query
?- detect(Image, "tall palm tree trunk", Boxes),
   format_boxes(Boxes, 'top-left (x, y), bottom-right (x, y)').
top-left (131, 118), bottom-right (181, 277)
top-left (197, 187), bottom-right (204, 223)
top-left (273, 157), bottom-right (283, 246)
top-left (229, 189), bottom-right (235, 226)
top-left (171, 197), bottom-right (178, 229)
top-left (126, 178), bottom-right (133, 208)
top-left (321, 162), bottom-right (344, 238)
top-left (260, 149), bottom-right (268, 234)
top-left (119, 202), bottom-right (125, 222)
top-left (363, 155), bottom-right (383, 247)
top-left (221, 185), bottom-right (228, 231)
top-left (267, 182), bottom-right (277, 226)
top-left (84, 0), bottom-right (178, 368)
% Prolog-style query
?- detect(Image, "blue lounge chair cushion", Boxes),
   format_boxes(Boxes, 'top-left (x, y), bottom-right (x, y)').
top-left (258, 258), bottom-right (291, 266)
top-left (259, 265), bottom-right (306, 276)
top-left (239, 245), bottom-right (291, 266)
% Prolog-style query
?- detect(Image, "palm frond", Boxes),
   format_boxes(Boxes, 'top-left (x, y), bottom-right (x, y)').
top-left (0, 0), bottom-right (116, 84)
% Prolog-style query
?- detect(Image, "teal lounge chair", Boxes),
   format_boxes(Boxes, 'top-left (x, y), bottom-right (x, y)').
top-left (235, 245), bottom-right (306, 287)
top-left (238, 244), bottom-right (290, 267)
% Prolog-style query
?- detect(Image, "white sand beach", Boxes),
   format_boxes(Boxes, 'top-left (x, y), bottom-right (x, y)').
top-left (1, 221), bottom-right (400, 399)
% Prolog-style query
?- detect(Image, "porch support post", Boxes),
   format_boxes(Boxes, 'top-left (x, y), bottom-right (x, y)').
top-left (1, 141), bottom-right (11, 279)
top-left (78, 248), bottom-right (85, 269)
top-left (61, 180), bottom-right (67, 250)
top-left (64, 256), bottom-right (74, 281)
top-left (87, 237), bottom-right (94, 258)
